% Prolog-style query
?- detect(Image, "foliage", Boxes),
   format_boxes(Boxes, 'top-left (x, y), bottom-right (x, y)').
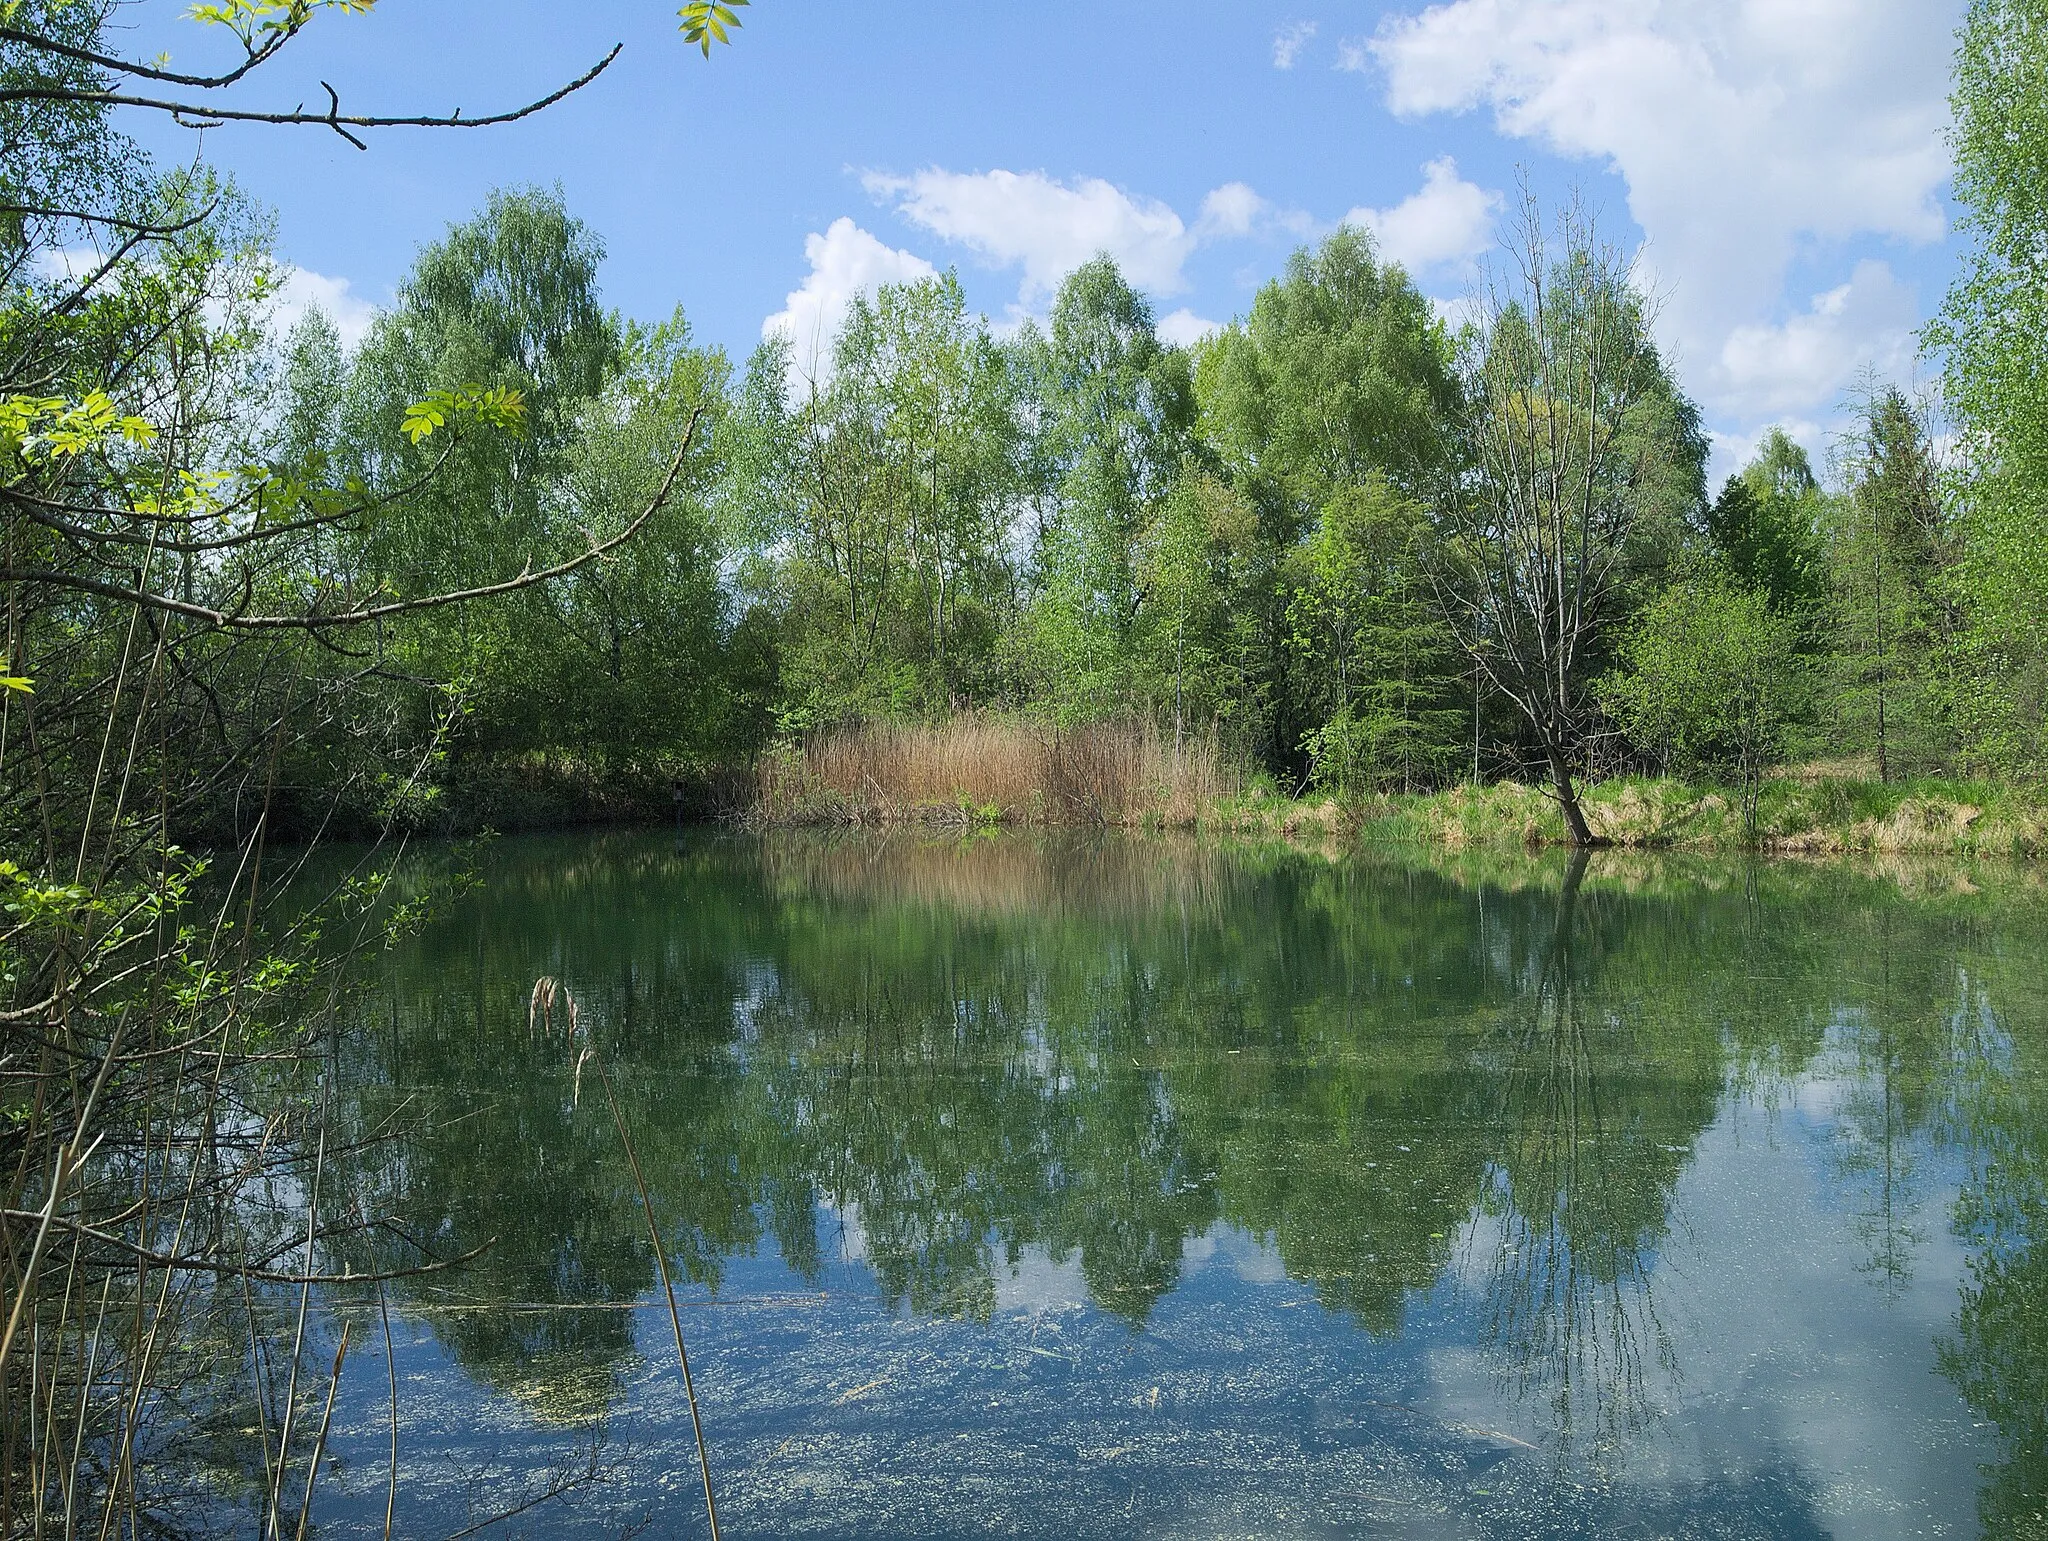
top-left (1193, 227), bottom-right (1465, 772)
top-left (725, 273), bottom-right (1024, 728)
top-left (1931, 0), bottom-right (2048, 774)
top-left (1285, 474), bottom-right (1463, 794)
top-left (1599, 578), bottom-right (1809, 831)
top-left (1826, 386), bottom-right (1955, 781)
top-left (1706, 429), bottom-right (1829, 619)
top-left (1016, 260), bottom-right (1198, 715)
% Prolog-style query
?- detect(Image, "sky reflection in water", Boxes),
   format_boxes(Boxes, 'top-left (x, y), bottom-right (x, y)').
top-left (310, 832), bottom-right (2048, 1539)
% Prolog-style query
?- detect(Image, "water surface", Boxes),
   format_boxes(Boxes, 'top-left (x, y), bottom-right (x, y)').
top-left (312, 832), bottom-right (2048, 1538)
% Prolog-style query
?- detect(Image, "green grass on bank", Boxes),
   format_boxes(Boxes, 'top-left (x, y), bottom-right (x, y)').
top-left (373, 745), bottom-right (2048, 860)
top-left (1203, 775), bottom-right (2048, 857)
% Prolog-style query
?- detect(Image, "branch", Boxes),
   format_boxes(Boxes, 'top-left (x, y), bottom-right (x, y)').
top-left (0, 1209), bottom-right (496, 1285)
top-left (0, 200), bottom-right (218, 238)
top-left (2, 435), bottom-right (461, 551)
top-left (2, 408), bottom-right (705, 631)
top-left (0, 20), bottom-right (298, 91)
top-left (0, 46), bottom-right (623, 145)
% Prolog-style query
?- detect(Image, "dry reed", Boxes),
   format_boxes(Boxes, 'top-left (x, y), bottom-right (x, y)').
top-left (756, 717), bottom-right (1236, 828)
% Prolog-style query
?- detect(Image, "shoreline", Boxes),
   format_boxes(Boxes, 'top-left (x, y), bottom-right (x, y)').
top-left (743, 775), bottom-right (2048, 859)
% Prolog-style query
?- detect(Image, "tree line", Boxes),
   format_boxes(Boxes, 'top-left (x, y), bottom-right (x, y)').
top-left (5, 5), bottom-right (2044, 858)
top-left (220, 160), bottom-right (2016, 847)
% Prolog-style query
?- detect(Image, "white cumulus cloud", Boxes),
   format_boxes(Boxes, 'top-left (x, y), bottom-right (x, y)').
top-left (863, 168), bottom-right (1198, 301)
top-left (1715, 260), bottom-right (1918, 419)
top-left (1344, 157), bottom-right (1501, 274)
top-left (763, 217), bottom-right (937, 374)
top-left (1196, 183), bottom-right (1269, 241)
top-left (1369, 0), bottom-right (1958, 422)
top-left (1273, 20), bottom-right (1318, 68)
top-left (1158, 309), bottom-right (1226, 348)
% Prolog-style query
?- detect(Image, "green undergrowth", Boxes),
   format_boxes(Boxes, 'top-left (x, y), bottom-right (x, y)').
top-left (1299, 775), bottom-right (2048, 857)
top-left (374, 755), bottom-right (745, 837)
top-left (375, 758), bottom-right (2048, 860)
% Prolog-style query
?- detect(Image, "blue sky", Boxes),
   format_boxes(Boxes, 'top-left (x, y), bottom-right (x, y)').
top-left (125, 0), bottom-right (1966, 483)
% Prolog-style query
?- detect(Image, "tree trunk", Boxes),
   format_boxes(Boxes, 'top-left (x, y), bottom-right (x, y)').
top-left (1544, 740), bottom-right (1600, 848)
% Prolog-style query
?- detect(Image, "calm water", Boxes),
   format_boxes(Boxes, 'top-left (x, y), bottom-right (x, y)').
top-left (305, 831), bottom-right (2047, 1539)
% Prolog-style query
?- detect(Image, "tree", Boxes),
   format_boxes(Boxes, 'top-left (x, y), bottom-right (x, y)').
top-left (1021, 258), bottom-right (1196, 715)
top-left (1285, 476), bottom-right (1464, 795)
top-left (1929, 0), bottom-right (2048, 773)
top-left (1194, 226), bottom-right (1462, 773)
top-left (1134, 469), bottom-right (1257, 757)
top-left (1705, 429), bottom-right (1828, 620)
top-left (1829, 386), bottom-right (1951, 781)
top-left (1434, 192), bottom-right (1705, 846)
top-left (723, 273), bottom-right (1025, 726)
top-left (1599, 578), bottom-right (1809, 834)
top-left (543, 311), bottom-right (747, 766)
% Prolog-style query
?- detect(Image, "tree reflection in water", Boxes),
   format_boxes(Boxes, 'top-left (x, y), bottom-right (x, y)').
top-left (323, 830), bottom-right (2048, 1532)
top-left (1478, 852), bottom-right (1685, 1460)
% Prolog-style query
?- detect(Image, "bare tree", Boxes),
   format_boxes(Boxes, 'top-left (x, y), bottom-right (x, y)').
top-left (1435, 190), bottom-right (1680, 846)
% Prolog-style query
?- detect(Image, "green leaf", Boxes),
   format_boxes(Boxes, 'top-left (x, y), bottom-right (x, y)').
top-left (0, 676), bottom-right (32, 695)
top-left (679, 0), bottom-right (748, 57)
top-left (401, 384), bottom-right (527, 445)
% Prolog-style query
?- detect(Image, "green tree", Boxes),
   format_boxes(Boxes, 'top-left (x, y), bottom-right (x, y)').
top-left (541, 312), bottom-right (746, 766)
top-left (1828, 386), bottom-right (1953, 780)
top-left (1599, 578), bottom-right (1809, 832)
top-left (1021, 258), bottom-right (1197, 716)
top-left (1706, 429), bottom-right (1829, 619)
top-left (1929, 0), bottom-right (2048, 773)
top-left (724, 274), bottom-right (1024, 726)
top-left (1133, 470), bottom-right (1257, 756)
top-left (1285, 476), bottom-right (1464, 794)
top-left (338, 187), bottom-right (764, 791)
top-left (1194, 227), bottom-right (1462, 772)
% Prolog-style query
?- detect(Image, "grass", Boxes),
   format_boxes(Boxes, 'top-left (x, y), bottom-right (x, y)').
top-left (1339, 773), bottom-right (2048, 857)
top-left (749, 719), bottom-right (2048, 856)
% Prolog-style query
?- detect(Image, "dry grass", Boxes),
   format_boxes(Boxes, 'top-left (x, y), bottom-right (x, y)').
top-left (756, 717), bottom-right (1237, 828)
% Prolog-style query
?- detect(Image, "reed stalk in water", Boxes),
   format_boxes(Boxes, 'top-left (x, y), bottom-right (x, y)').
top-left (537, 977), bottom-right (723, 1540)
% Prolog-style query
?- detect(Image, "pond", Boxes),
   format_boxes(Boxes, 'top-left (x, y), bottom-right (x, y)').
top-left (303, 831), bottom-right (2047, 1538)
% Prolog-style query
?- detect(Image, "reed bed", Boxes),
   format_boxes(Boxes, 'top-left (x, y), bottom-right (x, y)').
top-left (756, 717), bottom-right (1237, 828)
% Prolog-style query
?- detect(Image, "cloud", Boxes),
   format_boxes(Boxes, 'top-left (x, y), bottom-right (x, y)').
top-left (1344, 157), bottom-right (1500, 274)
top-left (763, 217), bottom-right (937, 371)
top-left (1196, 183), bottom-right (1267, 241)
top-left (1273, 20), bottom-right (1317, 69)
top-left (1714, 260), bottom-right (1918, 419)
top-left (1335, 36), bottom-right (1373, 73)
top-left (1369, 0), bottom-right (1957, 420)
top-left (1158, 309), bottom-right (1226, 348)
top-left (864, 168), bottom-right (1198, 300)
top-left (272, 268), bottom-right (379, 351)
